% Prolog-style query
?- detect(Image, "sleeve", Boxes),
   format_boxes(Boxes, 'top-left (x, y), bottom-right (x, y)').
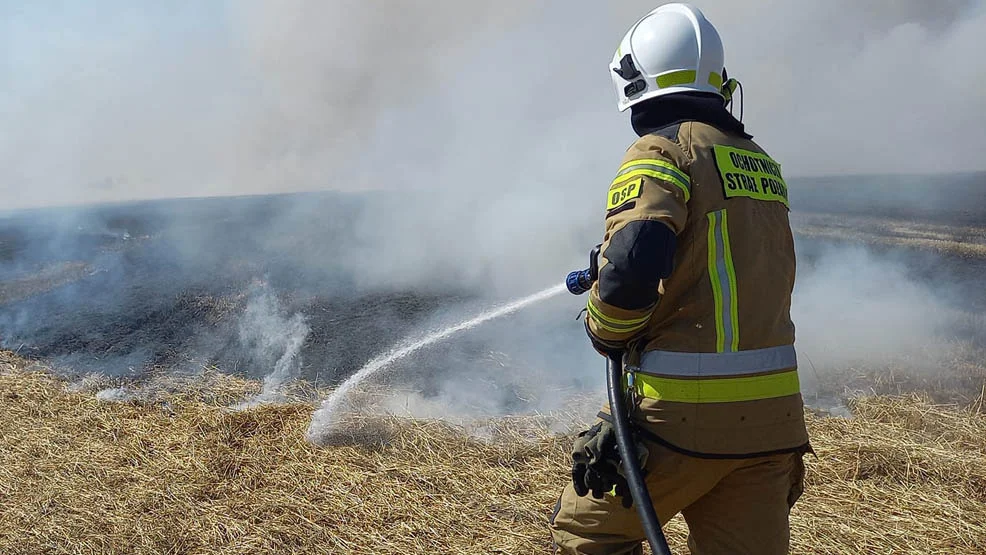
top-left (585, 136), bottom-right (691, 348)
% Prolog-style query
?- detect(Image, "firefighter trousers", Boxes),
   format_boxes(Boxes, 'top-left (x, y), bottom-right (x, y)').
top-left (549, 440), bottom-right (807, 555)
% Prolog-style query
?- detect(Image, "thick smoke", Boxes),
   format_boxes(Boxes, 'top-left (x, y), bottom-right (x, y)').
top-left (3, 1), bottom-right (983, 207)
top-left (2, 2), bottom-right (985, 422)
top-left (4, 2), bottom-right (985, 283)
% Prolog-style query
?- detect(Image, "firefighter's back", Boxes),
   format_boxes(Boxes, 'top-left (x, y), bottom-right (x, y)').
top-left (626, 121), bottom-right (808, 456)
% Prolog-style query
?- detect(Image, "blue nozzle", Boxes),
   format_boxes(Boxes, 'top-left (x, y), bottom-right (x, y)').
top-left (566, 245), bottom-right (601, 295)
top-left (566, 269), bottom-right (594, 295)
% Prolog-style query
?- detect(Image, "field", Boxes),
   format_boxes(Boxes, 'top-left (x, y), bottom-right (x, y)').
top-left (2, 177), bottom-right (986, 554)
top-left (2, 351), bottom-right (985, 554)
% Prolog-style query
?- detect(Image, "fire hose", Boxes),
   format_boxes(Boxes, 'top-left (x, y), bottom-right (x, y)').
top-left (567, 247), bottom-right (673, 555)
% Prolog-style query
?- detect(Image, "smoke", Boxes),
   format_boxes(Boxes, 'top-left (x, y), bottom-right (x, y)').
top-left (0, 1), bottom-right (532, 208)
top-left (692, 0), bottom-right (986, 175)
top-left (233, 284), bottom-right (310, 407)
top-left (792, 246), bottom-right (955, 371)
top-left (3, 1), bottom-right (984, 208)
top-left (2, 1), bottom-right (985, 421)
top-left (95, 387), bottom-right (131, 402)
top-left (4, 1), bottom-right (985, 289)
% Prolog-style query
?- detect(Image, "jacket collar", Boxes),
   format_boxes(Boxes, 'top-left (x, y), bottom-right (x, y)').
top-left (630, 92), bottom-right (752, 139)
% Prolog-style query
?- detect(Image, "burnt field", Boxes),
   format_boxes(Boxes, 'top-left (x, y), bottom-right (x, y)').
top-left (0, 191), bottom-right (595, 417)
top-left (0, 192), bottom-right (476, 379)
top-left (1, 172), bottom-right (985, 408)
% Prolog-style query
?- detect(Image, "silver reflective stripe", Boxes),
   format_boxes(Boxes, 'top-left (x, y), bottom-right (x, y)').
top-left (638, 345), bottom-right (798, 377)
top-left (707, 210), bottom-right (739, 353)
top-left (711, 212), bottom-right (735, 351)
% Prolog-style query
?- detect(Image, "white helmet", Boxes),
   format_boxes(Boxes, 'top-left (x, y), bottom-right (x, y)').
top-left (610, 3), bottom-right (725, 112)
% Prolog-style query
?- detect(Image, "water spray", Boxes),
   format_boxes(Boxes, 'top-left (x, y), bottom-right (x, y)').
top-left (306, 283), bottom-right (567, 442)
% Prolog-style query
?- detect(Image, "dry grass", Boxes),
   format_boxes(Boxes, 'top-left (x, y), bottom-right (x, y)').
top-left (801, 342), bottom-right (986, 408)
top-left (791, 213), bottom-right (986, 257)
top-left (2, 351), bottom-right (985, 554)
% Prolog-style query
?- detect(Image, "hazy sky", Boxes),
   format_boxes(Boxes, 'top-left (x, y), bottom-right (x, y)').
top-left (2, 1), bottom-right (984, 209)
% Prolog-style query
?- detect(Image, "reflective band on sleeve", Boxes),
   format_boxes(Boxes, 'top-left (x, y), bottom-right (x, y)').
top-left (612, 159), bottom-right (690, 202)
top-left (616, 158), bottom-right (689, 185)
top-left (707, 210), bottom-right (739, 352)
top-left (656, 70), bottom-right (697, 89)
top-left (586, 298), bottom-right (650, 334)
top-left (633, 369), bottom-right (801, 403)
top-left (638, 345), bottom-right (797, 377)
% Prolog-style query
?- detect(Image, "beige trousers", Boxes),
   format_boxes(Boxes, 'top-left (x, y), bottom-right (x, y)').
top-left (549, 440), bottom-right (806, 555)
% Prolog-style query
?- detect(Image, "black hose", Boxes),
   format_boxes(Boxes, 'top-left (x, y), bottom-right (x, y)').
top-left (606, 354), bottom-right (672, 555)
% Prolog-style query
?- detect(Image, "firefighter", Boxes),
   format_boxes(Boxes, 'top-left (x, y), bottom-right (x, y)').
top-left (550, 4), bottom-right (811, 554)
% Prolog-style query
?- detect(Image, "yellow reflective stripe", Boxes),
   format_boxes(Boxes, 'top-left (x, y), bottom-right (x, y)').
top-left (617, 158), bottom-right (689, 185)
top-left (707, 210), bottom-right (739, 352)
top-left (633, 370), bottom-right (801, 403)
top-left (613, 159), bottom-right (690, 202)
top-left (720, 211), bottom-right (740, 352)
top-left (708, 71), bottom-right (723, 89)
top-left (656, 70), bottom-right (696, 89)
top-left (586, 298), bottom-right (650, 334)
top-left (586, 299), bottom-right (650, 332)
top-left (612, 169), bottom-right (690, 203)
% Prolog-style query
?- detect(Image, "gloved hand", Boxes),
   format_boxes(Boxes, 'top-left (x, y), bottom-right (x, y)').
top-left (571, 419), bottom-right (649, 509)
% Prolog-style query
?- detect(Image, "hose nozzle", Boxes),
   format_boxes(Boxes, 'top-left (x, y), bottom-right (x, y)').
top-left (566, 245), bottom-right (601, 295)
top-left (566, 268), bottom-right (594, 295)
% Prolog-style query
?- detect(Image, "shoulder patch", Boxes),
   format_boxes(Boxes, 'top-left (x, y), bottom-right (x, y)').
top-left (607, 177), bottom-right (643, 211)
top-left (712, 145), bottom-right (789, 208)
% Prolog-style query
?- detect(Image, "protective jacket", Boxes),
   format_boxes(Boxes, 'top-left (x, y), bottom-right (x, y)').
top-left (586, 93), bottom-right (809, 457)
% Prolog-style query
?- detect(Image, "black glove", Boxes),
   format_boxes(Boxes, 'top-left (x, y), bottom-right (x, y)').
top-left (571, 419), bottom-right (648, 509)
